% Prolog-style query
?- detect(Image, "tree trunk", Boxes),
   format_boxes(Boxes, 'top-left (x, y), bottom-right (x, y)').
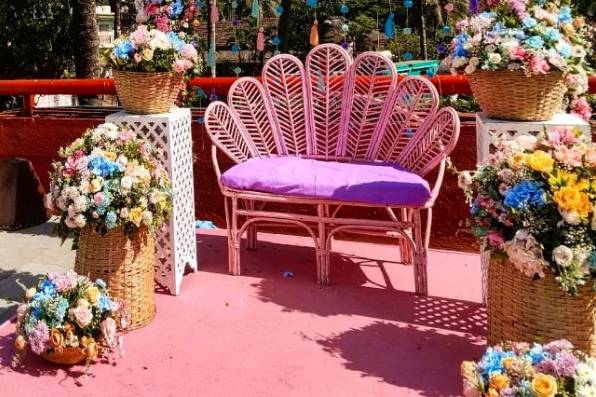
top-left (419, 0), bottom-right (428, 60)
top-left (433, 0), bottom-right (444, 27)
top-left (72, 0), bottom-right (100, 105)
top-left (278, 0), bottom-right (291, 53)
top-left (110, 0), bottom-right (122, 37)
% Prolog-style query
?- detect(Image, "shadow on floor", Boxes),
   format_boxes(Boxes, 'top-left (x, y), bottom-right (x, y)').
top-left (197, 233), bottom-right (486, 337)
top-left (313, 321), bottom-right (484, 397)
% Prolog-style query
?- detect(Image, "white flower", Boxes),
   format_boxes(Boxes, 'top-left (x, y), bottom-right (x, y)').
top-left (148, 30), bottom-right (171, 50)
top-left (149, 191), bottom-right (159, 204)
top-left (497, 168), bottom-right (515, 184)
top-left (67, 204), bottom-right (78, 218)
top-left (485, 44), bottom-right (497, 53)
top-left (452, 56), bottom-right (468, 69)
top-left (468, 57), bottom-right (480, 66)
top-left (515, 134), bottom-right (537, 151)
top-left (56, 196), bottom-right (67, 211)
top-left (121, 176), bottom-right (134, 190)
top-left (65, 217), bottom-right (77, 229)
top-left (79, 179), bottom-right (91, 195)
top-left (142, 211), bottom-right (153, 226)
top-left (560, 209), bottom-right (581, 225)
top-left (457, 171), bottom-right (473, 189)
top-left (577, 385), bottom-right (596, 397)
top-left (73, 195), bottom-right (88, 212)
top-left (488, 53), bottom-right (502, 65)
top-left (120, 208), bottom-right (129, 219)
top-left (73, 214), bottom-right (87, 228)
top-left (552, 245), bottom-right (573, 267)
top-left (464, 63), bottom-right (477, 74)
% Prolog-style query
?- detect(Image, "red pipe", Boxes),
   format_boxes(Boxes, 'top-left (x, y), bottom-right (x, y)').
top-left (0, 74), bottom-right (593, 98)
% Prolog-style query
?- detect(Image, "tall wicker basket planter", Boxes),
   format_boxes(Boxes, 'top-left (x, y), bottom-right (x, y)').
top-left (75, 227), bottom-right (156, 330)
top-left (112, 70), bottom-right (183, 114)
top-left (468, 70), bottom-right (566, 121)
top-left (487, 255), bottom-right (596, 356)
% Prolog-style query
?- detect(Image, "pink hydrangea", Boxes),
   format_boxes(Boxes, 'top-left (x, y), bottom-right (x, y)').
top-left (48, 271), bottom-right (78, 292)
top-left (554, 146), bottom-right (583, 167)
top-left (118, 129), bottom-right (135, 142)
top-left (94, 191), bottom-right (106, 206)
top-left (528, 55), bottom-right (550, 74)
top-left (510, 46), bottom-right (527, 61)
top-left (487, 230), bottom-right (505, 249)
top-left (156, 15), bottom-right (170, 32)
top-left (130, 25), bottom-right (149, 46)
top-left (173, 59), bottom-right (193, 73)
top-left (101, 317), bottom-right (117, 347)
top-left (585, 148), bottom-right (596, 167)
top-left (570, 96), bottom-right (592, 122)
top-left (63, 150), bottom-right (88, 177)
top-left (181, 44), bottom-right (198, 62)
top-left (26, 320), bottom-right (50, 355)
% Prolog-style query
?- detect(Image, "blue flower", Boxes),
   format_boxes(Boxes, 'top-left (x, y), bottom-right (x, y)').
top-left (453, 33), bottom-right (469, 57)
top-left (166, 32), bottom-right (185, 52)
top-left (558, 6), bottom-right (572, 25)
top-left (96, 278), bottom-right (107, 289)
top-left (54, 297), bottom-right (69, 322)
top-left (504, 181), bottom-right (546, 210)
top-left (526, 35), bottom-right (544, 49)
top-left (98, 294), bottom-right (112, 312)
top-left (113, 40), bottom-right (135, 60)
top-left (106, 211), bottom-right (118, 229)
top-left (511, 29), bottom-right (527, 40)
top-left (544, 27), bottom-right (561, 42)
top-left (170, 0), bottom-right (184, 17)
top-left (478, 348), bottom-right (514, 378)
top-left (522, 17), bottom-right (537, 29)
top-left (39, 279), bottom-right (57, 296)
top-left (88, 156), bottom-right (122, 178)
top-left (492, 22), bottom-right (506, 33)
top-left (558, 42), bottom-right (572, 58)
top-left (528, 344), bottom-right (545, 364)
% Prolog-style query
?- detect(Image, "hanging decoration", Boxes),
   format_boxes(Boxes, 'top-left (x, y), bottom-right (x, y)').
top-left (256, 27), bottom-right (265, 52)
top-left (251, 0), bottom-right (260, 18)
top-left (306, 0), bottom-right (318, 9)
top-left (339, 3), bottom-right (351, 51)
top-left (210, 0), bottom-right (219, 23)
top-left (274, 4), bottom-right (284, 17)
top-left (469, 0), bottom-right (479, 14)
top-left (383, 12), bottom-right (395, 39)
top-left (310, 20), bottom-right (319, 46)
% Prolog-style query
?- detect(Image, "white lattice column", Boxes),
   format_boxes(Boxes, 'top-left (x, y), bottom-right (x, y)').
top-left (106, 108), bottom-right (197, 295)
top-left (476, 112), bottom-right (591, 304)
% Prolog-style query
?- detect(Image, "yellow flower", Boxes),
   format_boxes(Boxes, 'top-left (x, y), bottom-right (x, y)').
top-left (130, 207), bottom-right (143, 225)
top-left (461, 361), bottom-right (477, 380)
top-left (489, 374), bottom-right (510, 391)
top-left (50, 328), bottom-right (64, 348)
top-left (527, 151), bottom-right (554, 173)
top-left (510, 152), bottom-right (527, 170)
top-left (486, 388), bottom-right (499, 397)
top-left (532, 374), bottom-right (557, 397)
top-left (86, 286), bottom-right (100, 304)
top-left (554, 187), bottom-right (592, 218)
top-left (103, 151), bottom-right (117, 161)
top-left (548, 170), bottom-right (577, 191)
top-left (158, 192), bottom-right (168, 209)
top-left (90, 178), bottom-right (103, 193)
top-left (574, 178), bottom-right (590, 192)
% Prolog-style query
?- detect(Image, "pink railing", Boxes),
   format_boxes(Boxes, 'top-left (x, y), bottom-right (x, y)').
top-left (0, 75), bottom-right (595, 116)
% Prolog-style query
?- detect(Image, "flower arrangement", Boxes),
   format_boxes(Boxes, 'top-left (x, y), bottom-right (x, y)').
top-left (103, 24), bottom-right (199, 74)
top-left (461, 339), bottom-right (596, 397)
top-left (446, 0), bottom-right (593, 120)
top-left (457, 127), bottom-right (595, 294)
top-left (13, 272), bottom-right (127, 366)
top-left (136, 0), bottom-right (199, 34)
top-left (47, 123), bottom-right (173, 241)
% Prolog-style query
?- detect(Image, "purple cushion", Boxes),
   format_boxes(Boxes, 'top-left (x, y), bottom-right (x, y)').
top-left (221, 156), bottom-right (431, 206)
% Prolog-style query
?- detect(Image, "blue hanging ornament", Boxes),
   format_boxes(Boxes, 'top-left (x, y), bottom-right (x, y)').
top-left (233, 66), bottom-right (242, 76)
top-left (383, 12), bottom-right (395, 39)
top-left (230, 42), bottom-right (241, 53)
top-left (341, 23), bottom-right (349, 33)
top-left (274, 4), bottom-right (284, 16)
top-left (196, 0), bottom-right (206, 8)
top-left (340, 40), bottom-right (349, 50)
top-left (209, 89), bottom-right (218, 102)
top-left (340, 4), bottom-right (349, 14)
top-left (274, 50), bottom-right (281, 55)
top-left (196, 116), bottom-right (205, 124)
top-left (232, 18), bottom-right (240, 27)
top-left (441, 25), bottom-right (451, 34)
top-left (402, 51), bottom-right (413, 61)
top-left (404, 0), bottom-right (413, 8)
top-left (436, 43), bottom-right (447, 55)
top-left (196, 87), bottom-right (207, 98)
top-left (251, 0), bottom-right (260, 18)
top-left (306, 0), bottom-right (318, 9)
top-left (271, 35), bottom-right (281, 46)
top-left (469, 0), bottom-right (478, 14)
top-left (207, 46), bottom-right (216, 68)
top-left (426, 68), bottom-right (435, 77)
top-left (231, 1), bottom-right (238, 9)
top-left (403, 27), bottom-right (412, 35)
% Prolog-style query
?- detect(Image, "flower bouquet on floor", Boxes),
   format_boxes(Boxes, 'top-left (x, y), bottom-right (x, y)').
top-left (461, 339), bottom-right (596, 397)
top-left (446, 0), bottom-right (593, 121)
top-left (13, 272), bottom-right (127, 367)
top-left (458, 127), bottom-right (596, 354)
top-left (102, 25), bottom-right (200, 114)
top-left (47, 123), bottom-right (173, 329)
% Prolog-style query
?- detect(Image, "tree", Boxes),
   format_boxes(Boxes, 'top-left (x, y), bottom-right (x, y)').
top-left (72, 0), bottom-right (101, 79)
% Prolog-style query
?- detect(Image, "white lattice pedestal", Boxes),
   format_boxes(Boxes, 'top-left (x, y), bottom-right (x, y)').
top-left (476, 112), bottom-right (591, 304)
top-left (106, 108), bottom-right (197, 295)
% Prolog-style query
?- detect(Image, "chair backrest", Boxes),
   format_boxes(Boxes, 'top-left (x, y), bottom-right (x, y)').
top-left (205, 44), bottom-right (458, 175)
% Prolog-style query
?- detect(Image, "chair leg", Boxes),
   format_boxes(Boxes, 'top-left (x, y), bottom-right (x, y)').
top-left (317, 204), bottom-right (330, 285)
top-left (229, 196), bottom-right (241, 276)
top-left (412, 210), bottom-right (428, 295)
top-left (424, 207), bottom-right (433, 252)
top-left (399, 208), bottom-right (414, 266)
top-left (246, 200), bottom-right (258, 251)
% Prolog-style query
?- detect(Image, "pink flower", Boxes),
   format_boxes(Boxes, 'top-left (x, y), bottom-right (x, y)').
top-left (554, 146), bottom-right (583, 167)
top-left (173, 59), bottom-right (193, 73)
top-left (73, 306), bottom-right (93, 328)
top-left (444, 3), bottom-right (454, 12)
top-left (63, 150), bottom-right (87, 177)
top-left (510, 46), bottom-right (527, 61)
top-left (528, 55), bottom-right (550, 74)
top-left (118, 129), bottom-right (135, 142)
top-left (571, 96), bottom-right (592, 122)
top-left (94, 192), bottom-right (105, 206)
top-left (101, 317), bottom-right (118, 347)
top-left (48, 271), bottom-right (78, 292)
top-left (487, 230), bottom-right (504, 249)
top-left (144, 4), bottom-right (159, 16)
top-left (585, 148), bottom-right (596, 167)
top-left (559, 127), bottom-right (578, 145)
top-left (181, 44), bottom-right (198, 62)
top-left (130, 25), bottom-right (149, 46)
top-left (156, 15), bottom-right (170, 32)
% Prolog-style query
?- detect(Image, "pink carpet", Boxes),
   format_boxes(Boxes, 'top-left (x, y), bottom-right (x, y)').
top-left (0, 230), bottom-right (486, 396)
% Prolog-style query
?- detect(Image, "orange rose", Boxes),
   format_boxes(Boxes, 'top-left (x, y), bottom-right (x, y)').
top-left (14, 335), bottom-right (26, 351)
top-left (50, 329), bottom-right (64, 348)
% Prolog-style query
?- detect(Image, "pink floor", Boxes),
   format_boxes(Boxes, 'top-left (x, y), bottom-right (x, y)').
top-left (0, 230), bottom-right (486, 397)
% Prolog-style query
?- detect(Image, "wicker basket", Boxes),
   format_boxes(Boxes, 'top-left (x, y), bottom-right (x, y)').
top-left (75, 227), bottom-right (156, 330)
top-left (112, 70), bottom-right (183, 114)
top-left (468, 70), bottom-right (566, 121)
top-left (40, 347), bottom-right (87, 365)
top-left (487, 255), bottom-right (596, 356)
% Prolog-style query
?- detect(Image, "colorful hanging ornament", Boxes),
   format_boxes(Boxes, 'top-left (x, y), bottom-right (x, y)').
top-left (231, 0), bottom-right (238, 9)
top-left (209, 88), bottom-right (218, 102)
top-left (442, 25), bottom-right (451, 34)
top-left (340, 3), bottom-right (349, 14)
top-left (274, 4), bottom-right (284, 17)
top-left (210, 1), bottom-right (219, 23)
top-left (233, 66), bottom-right (242, 76)
top-left (310, 20), bottom-right (319, 46)
top-left (404, 0), bottom-right (413, 8)
top-left (383, 12), bottom-right (395, 39)
top-left (207, 46), bottom-right (216, 68)
top-left (469, 0), bottom-right (478, 14)
top-left (340, 40), bottom-right (349, 50)
top-left (403, 27), bottom-right (412, 35)
top-left (197, 0), bottom-right (206, 8)
top-left (402, 51), bottom-right (413, 61)
top-left (256, 27), bottom-right (265, 52)
top-left (306, 0), bottom-right (318, 9)
top-left (230, 42), bottom-right (241, 53)
top-left (251, 0), bottom-right (260, 18)
top-left (341, 23), bottom-right (349, 33)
